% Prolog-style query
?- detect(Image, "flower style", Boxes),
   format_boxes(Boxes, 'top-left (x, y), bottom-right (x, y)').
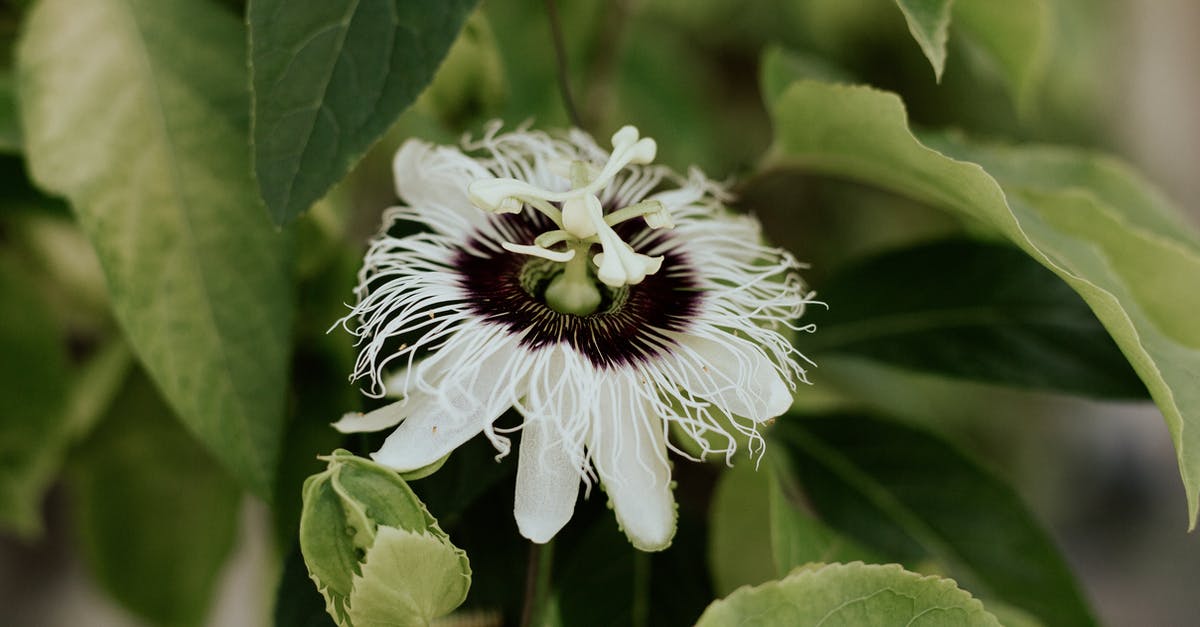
top-left (334, 123), bottom-right (814, 551)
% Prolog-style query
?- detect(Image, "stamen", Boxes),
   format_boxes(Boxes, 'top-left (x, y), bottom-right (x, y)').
top-left (604, 200), bottom-right (671, 230)
top-left (501, 242), bottom-right (576, 262)
top-left (534, 230), bottom-right (576, 249)
top-left (469, 125), bottom-right (672, 292)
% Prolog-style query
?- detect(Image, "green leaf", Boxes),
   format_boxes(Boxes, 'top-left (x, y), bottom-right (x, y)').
top-left (18, 0), bottom-right (293, 497)
top-left (767, 79), bottom-right (1200, 527)
top-left (952, 0), bottom-right (1049, 112)
top-left (0, 256), bottom-right (68, 537)
top-left (346, 526), bottom-right (471, 627)
top-left (774, 415), bottom-right (1096, 627)
top-left (249, 0), bottom-right (478, 224)
top-left (69, 372), bottom-right (242, 627)
top-left (894, 0), bottom-right (954, 81)
top-left (708, 461), bottom-right (777, 596)
top-left (804, 239), bottom-right (1146, 398)
top-left (696, 562), bottom-right (1000, 627)
top-left (759, 45), bottom-right (854, 106)
top-left (767, 456), bottom-right (881, 573)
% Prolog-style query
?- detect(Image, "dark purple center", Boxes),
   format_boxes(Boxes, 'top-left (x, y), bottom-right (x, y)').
top-left (454, 213), bottom-right (702, 368)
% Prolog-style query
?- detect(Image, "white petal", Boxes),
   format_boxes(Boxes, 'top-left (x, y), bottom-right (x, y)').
top-left (332, 394), bottom-right (429, 434)
top-left (591, 379), bottom-right (676, 551)
top-left (372, 337), bottom-right (526, 471)
top-left (392, 140), bottom-right (491, 236)
top-left (514, 417), bottom-right (580, 543)
top-left (670, 332), bottom-right (792, 422)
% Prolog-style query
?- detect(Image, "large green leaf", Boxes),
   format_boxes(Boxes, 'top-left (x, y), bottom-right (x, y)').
top-left (249, 0), bottom-right (477, 224)
top-left (805, 239), bottom-right (1146, 398)
top-left (696, 562), bottom-right (1000, 627)
top-left (18, 0), bottom-right (293, 496)
top-left (774, 415), bottom-right (1096, 627)
top-left (0, 257), bottom-right (68, 537)
top-left (69, 372), bottom-right (242, 627)
top-left (893, 0), bottom-right (954, 81)
top-left (768, 79), bottom-right (1200, 527)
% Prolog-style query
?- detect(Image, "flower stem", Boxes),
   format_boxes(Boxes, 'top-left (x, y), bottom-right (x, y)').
top-left (631, 549), bottom-right (650, 627)
top-left (544, 0), bottom-right (583, 128)
top-left (520, 540), bottom-right (556, 627)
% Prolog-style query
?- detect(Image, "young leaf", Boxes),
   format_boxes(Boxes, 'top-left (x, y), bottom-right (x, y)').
top-left (0, 257), bottom-right (68, 537)
top-left (767, 79), bottom-right (1200, 528)
top-left (69, 373), bottom-right (242, 627)
top-left (893, 0), bottom-right (954, 81)
top-left (696, 562), bottom-right (1001, 627)
top-left (249, 0), bottom-right (478, 224)
top-left (18, 0), bottom-right (293, 497)
top-left (346, 527), bottom-right (471, 626)
top-left (300, 450), bottom-right (470, 625)
top-left (773, 415), bottom-right (1096, 627)
top-left (804, 239), bottom-right (1147, 398)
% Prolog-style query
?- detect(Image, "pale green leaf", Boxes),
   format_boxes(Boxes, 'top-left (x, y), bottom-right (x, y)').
top-left (894, 0), bottom-right (954, 80)
top-left (953, 0), bottom-right (1050, 111)
top-left (767, 80), bottom-right (1200, 528)
top-left (18, 0), bottom-right (293, 497)
top-left (0, 257), bottom-right (68, 537)
top-left (70, 373), bottom-right (241, 627)
top-left (696, 562), bottom-right (1001, 627)
top-left (249, 0), bottom-right (478, 224)
top-left (708, 462), bottom-right (777, 596)
top-left (346, 526), bottom-right (471, 627)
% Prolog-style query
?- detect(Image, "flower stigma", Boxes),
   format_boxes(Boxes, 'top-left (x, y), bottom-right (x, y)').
top-left (468, 125), bottom-right (672, 315)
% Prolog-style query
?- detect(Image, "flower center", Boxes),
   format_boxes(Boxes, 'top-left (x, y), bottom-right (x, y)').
top-left (466, 126), bottom-right (676, 311)
top-left (519, 249), bottom-right (628, 316)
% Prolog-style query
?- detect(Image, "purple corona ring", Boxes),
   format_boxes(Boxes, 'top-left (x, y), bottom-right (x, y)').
top-left (335, 123), bottom-right (815, 551)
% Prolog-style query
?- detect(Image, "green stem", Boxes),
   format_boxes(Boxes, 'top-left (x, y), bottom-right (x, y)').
top-left (520, 540), bottom-right (556, 627)
top-left (631, 549), bottom-right (650, 627)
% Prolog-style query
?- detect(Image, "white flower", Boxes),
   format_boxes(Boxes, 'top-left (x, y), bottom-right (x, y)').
top-left (334, 123), bottom-right (814, 551)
